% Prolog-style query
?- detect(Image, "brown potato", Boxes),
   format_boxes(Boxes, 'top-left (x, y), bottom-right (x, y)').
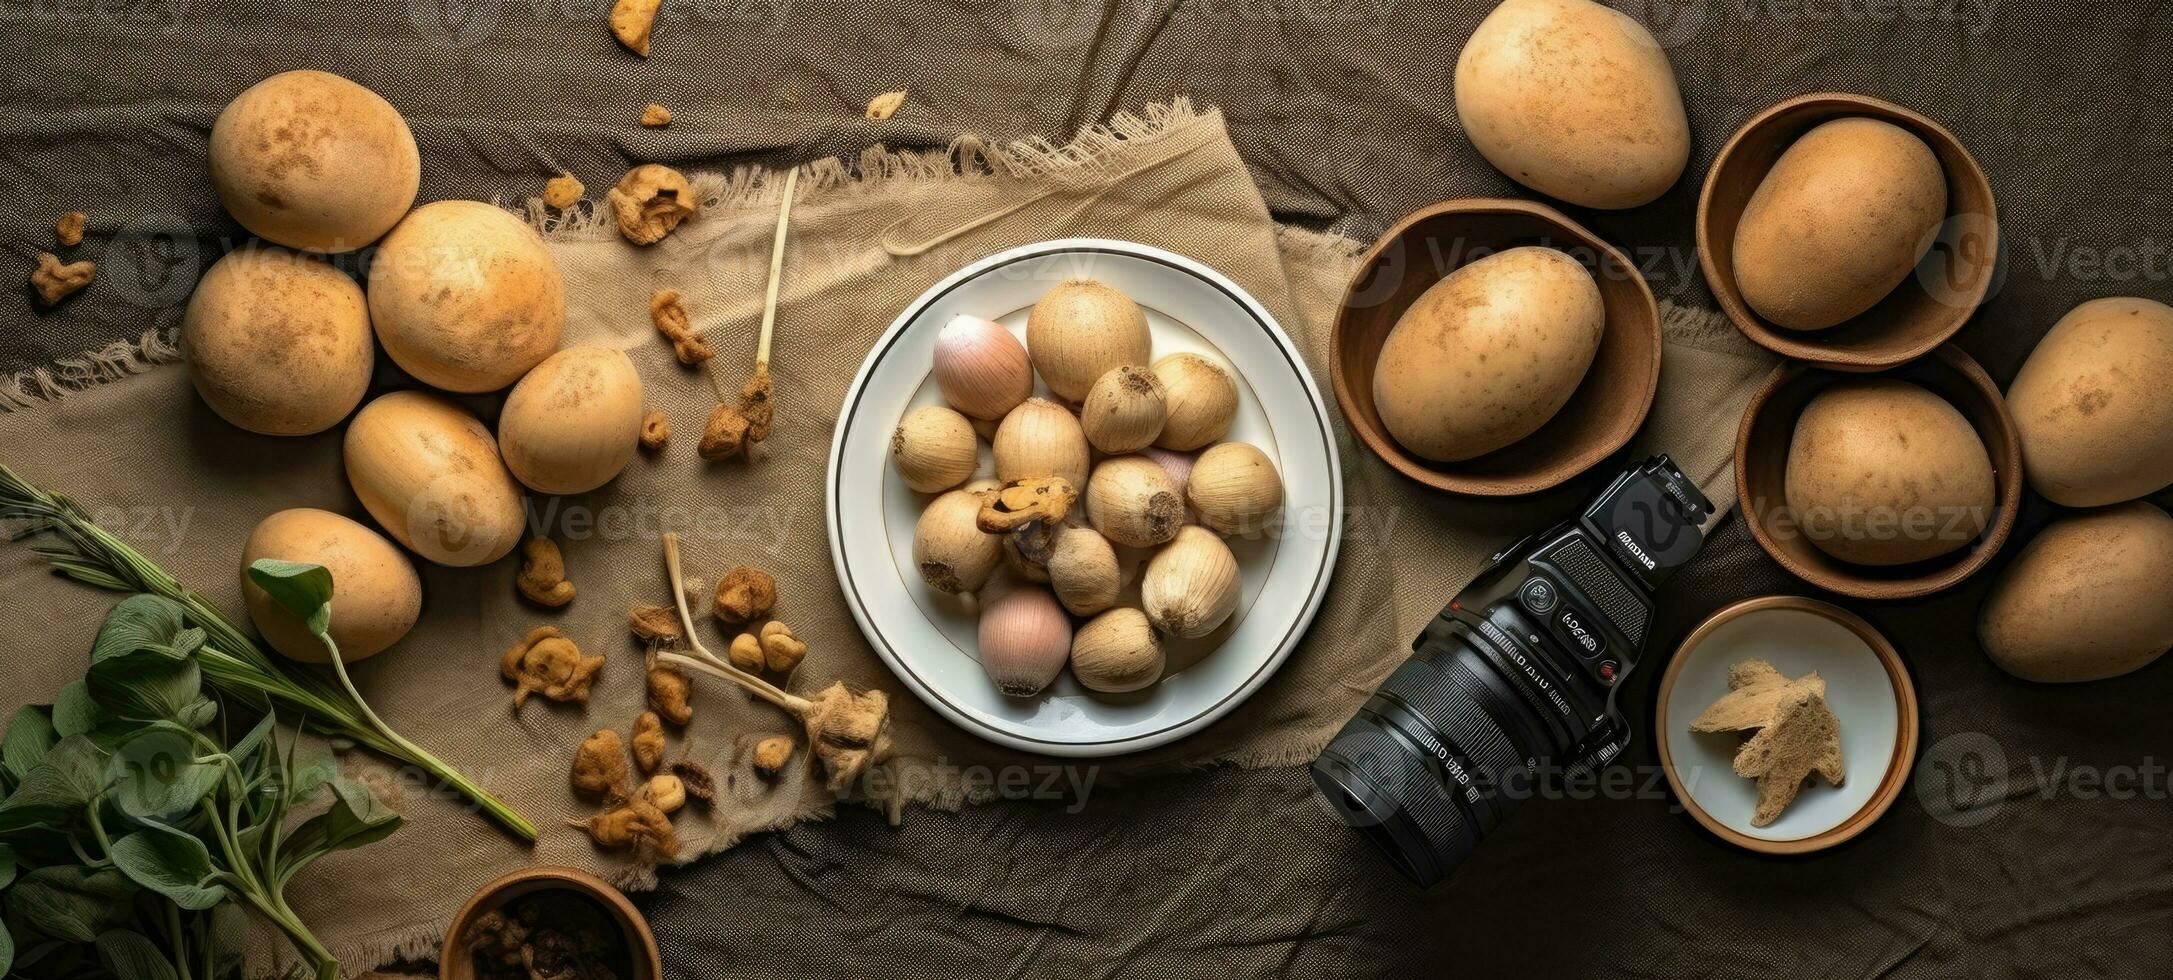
top-left (1979, 503), bottom-right (2173, 683)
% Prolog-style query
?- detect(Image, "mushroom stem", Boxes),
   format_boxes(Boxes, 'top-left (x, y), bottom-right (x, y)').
top-left (659, 533), bottom-right (810, 715)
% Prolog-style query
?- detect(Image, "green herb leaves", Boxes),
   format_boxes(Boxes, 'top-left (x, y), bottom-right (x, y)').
top-left (245, 560), bottom-right (334, 637)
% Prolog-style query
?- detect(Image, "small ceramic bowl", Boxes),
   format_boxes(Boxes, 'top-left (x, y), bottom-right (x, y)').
top-left (1330, 198), bottom-right (1661, 496)
top-left (1735, 345), bottom-right (2022, 600)
top-left (1697, 92), bottom-right (1998, 371)
top-left (439, 867), bottom-right (662, 980)
top-left (1656, 596), bottom-right (1919, 854)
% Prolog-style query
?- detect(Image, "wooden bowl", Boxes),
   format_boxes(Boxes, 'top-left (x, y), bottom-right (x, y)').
top-left (1655, 595), bottom-right (1919, 855)
top-left (1331, 198), bottom-right (1661, 496)
top-left (1697, 93), bottom-right (1998, 371)
top-left (440, 867), bottom-right (662, 980)
top-left (1735, 345), bottom-right (2022, 600)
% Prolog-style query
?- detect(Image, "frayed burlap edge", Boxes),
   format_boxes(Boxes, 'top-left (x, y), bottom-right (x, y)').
top-left (0, 328), bottom-right (182, 412)
top-left (511, 98), bottom-right (1214, 240)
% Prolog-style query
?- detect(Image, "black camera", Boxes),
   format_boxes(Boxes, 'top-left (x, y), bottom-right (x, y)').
top-left (1311, 456), bottom-right (1712, 886)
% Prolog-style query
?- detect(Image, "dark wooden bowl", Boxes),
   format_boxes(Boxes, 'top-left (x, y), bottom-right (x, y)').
top-left (1735, 345), bottom-right (2022, 600)
top-left (1330, 198), bottom-right (1661, 496)
top-left (440, 867), bottom-right (663, 980)
top-left (1697, 93), bottom-right (1998, 371)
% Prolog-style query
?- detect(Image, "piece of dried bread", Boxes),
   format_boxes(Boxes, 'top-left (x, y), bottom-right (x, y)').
top-left (1691, 659), bottom-right (1845, 827)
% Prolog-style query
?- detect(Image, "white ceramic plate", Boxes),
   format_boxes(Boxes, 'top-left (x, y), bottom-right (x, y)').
top-left (1658, 599), bottom-right (1915, 846)
top-left (827, 239), bottom-right (1343, 756)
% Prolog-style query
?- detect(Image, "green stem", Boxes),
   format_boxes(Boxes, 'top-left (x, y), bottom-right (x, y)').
top-left (0, 462), bottom-right (536, 842)
top-left (85, 795), bottom-right (116, 860)
top-left (165, 903), bottom-right (194, 980)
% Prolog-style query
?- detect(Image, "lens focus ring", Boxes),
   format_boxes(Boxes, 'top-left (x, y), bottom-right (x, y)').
top-left (1379, 659), bottom-right (1529, 802)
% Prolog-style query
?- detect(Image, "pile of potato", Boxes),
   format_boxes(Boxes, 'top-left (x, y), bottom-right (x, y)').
top-left (898, 279), bottom-right (1284, 698)
top-left (186, 70), bottom-right (646, 661)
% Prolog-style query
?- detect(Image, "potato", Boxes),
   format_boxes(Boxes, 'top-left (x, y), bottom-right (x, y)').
top-left (240, 509), bottom-right (421, 663)
top-left (1732, 118), bottom-right (1948, 331)
top-left (183, 247), bottom-right (372, 436)
top-left (1784, 379), bottom-right (1994, 566)
top-left (209, 70), bottom-right (419, 253)
top-left (1372, 246), bottom-right (1603, 461)
top-left (367, 201), bottom-right (565, 393)
top-left (1454, 0), bottom-right (1690, 209)
top-left (2006, 297), bottom-right (2173, 507)
top-left (1979, 503), bottom-right (2173, 683)
top-left (499, 346), bottom-right (646, 495)
top-left (344, 391), bottom-right (526, 567)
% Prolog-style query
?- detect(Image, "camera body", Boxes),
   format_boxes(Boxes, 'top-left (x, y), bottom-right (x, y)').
top-left (1312, 456), bottom-right (1711, 886)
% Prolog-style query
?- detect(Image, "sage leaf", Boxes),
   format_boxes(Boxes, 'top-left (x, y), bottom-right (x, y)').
top-left (7, 866), bottom-right (136, 942)
top-left (282, 734), bottom-right (337, 807)
top-left (3, 704), bottom-right (56, 781)
top-left (0, 841), bottom-right (16, 889)
top-left (89, 651), bottom-right (210, 727)
top-left (95, 929), bottom-right (180, 980)
top-left (0, 921), bottom-right (12, 978)
top-left (89, 594), bottom-right (205, 665)
top-left (106, 728), bottom-right (222, 822)
top-left (52, 681), bottom-right (100, 738)
top-left (109, 823), bottom-right (227, 911)
top-left (280, 775), bottom-right (401, 865)
top-left (245, 560), bottom-right (333, 637)
top-left (0, 734), bottom-right (107, 810)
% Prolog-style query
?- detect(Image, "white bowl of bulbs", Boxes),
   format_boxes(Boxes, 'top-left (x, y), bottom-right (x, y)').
top-left (828, 239), bottom-right (1343, 756)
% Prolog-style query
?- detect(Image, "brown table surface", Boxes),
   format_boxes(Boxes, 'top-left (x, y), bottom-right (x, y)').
top-left (6, 2), bottom-right (2172, 977)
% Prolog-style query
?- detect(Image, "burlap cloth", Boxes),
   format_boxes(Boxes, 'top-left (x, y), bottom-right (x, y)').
top-left (0, 92), bottom-right (1774, 970)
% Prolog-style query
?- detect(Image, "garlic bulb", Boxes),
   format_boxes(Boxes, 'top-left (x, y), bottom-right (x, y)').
top-left (977, 584), bottom-right (1072, 697)
top-left (1080, 364), bottom-right (1167, 454)
top-left (1153, 353), bottom-right (1238, 450)
top-left (1048, 525), bottom-right (1121, 616)
top-left (933, 315), bottom-right (1032, 420)
top-left (1026, 279), bottom-right (1152, 402)
top-left (1188, 442), bottom-right (1283, 535)
top-left (1071, 607), bottom-right (1164, 693)
top-left (1087, 456), bottom-right (1185, 549)
top-left (1142, 526), bottom-right (1239, 638)
top-left (1139, 446), bottom-right (1196, 496)
top-left (913, 489), bottom-right (1001, 596)
top-left (993, 397), bottom-right (1090, 488)
top-left (891, 404), bottom-right (979, 493)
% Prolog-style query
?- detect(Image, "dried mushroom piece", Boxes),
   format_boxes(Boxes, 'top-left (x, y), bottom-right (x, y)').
top-left (641, 103), bottom-right (673, 127)
top-left (759, 620), bottom-right (806, 672)
top-left (517, 537), bottom-right (577, 607)
top-left (501, 625), bottom-right (604, 709)
top-left (649, 289), bottom-right (712, 364)
top-left (571, 729), bottom-right (630, 799)
top-left (609, 0), bottom-right (660, 56)
top-left (628, 603), bottom-right (683, 644)
top-left (571, 794), bottom-right (678, 860)
top-left (751, 735), bottom-right (793, 778)
top-left (865, 90), bottom-right (908, 120)
top-left (607, 164), bottom-right (697, 245)
top-left (632, 711), bottom-right (666, 774)
top-left (543, 172), bottom-right (584, 209)
top-left (802, 683), bottom-right (892, 792)
top-left (640, 409), bottom-right (671, 450)
top-left (55, 211), bottom-right (85, 247)
top-left (975, 477), bottom-right (1078, 533)
top-left (31, 253), bottom-right (94, 306)
top-left (712, 565), bottom-right (775, 624)
top-left (698, 403), bottom-right (750, 460)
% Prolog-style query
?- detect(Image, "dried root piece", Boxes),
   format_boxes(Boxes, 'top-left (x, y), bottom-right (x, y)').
top-left (759, 620), bottom-right (806, 672)
top-left (698, 403), bottom-right (750, 460)
top-left (641, 103), bottom-right (673, 127)
top-left (55, 211), bottom-right (85, 247)
top-left (865, 90), bottom-right (908, 120)
top-left (728, 632), bottom-right (763, 672)
top-left (802, 683), bottom-right (892, 792)
top-left (629, 603), bottom-right (683, 644)
top-left (571, 729), bottom-right (630, 799)
top-left (976, 477), bottom-right (1078, 533)
top-left (31, 253), bottom-right (94, 306)
top-left (632, 711), bottom-right (666, 774)
top-left (751, 736), bottom-right (793, 778)
top-left (608, 164), bottom-right (696, 245)
top-left (640, 773), bottom-right (685, 813)
top-left (640, 409), bottom-right (671, 450)
top-left (670, 760), bottom-right (716, 805)
top-left (543, 172), bottom-right (584, 209)
top-left (650, 289), bottom-right (712, 364)
top-left (502, 626), bottom-right (604, 710)
top-left (517, 537), bottom-right (577, 607)
top-left (609, 0), bottom-right (660, 56)
top-left (712, 565), bottom-right (775, 625)
top-left (647, 652), bottom-right (693, 726)
top-left (738, 368), bottom-right (775, 443)
top-left (1736, 688), bottom-right (1846, 827)
top-left (572, 794), bottom-right (678, 860)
